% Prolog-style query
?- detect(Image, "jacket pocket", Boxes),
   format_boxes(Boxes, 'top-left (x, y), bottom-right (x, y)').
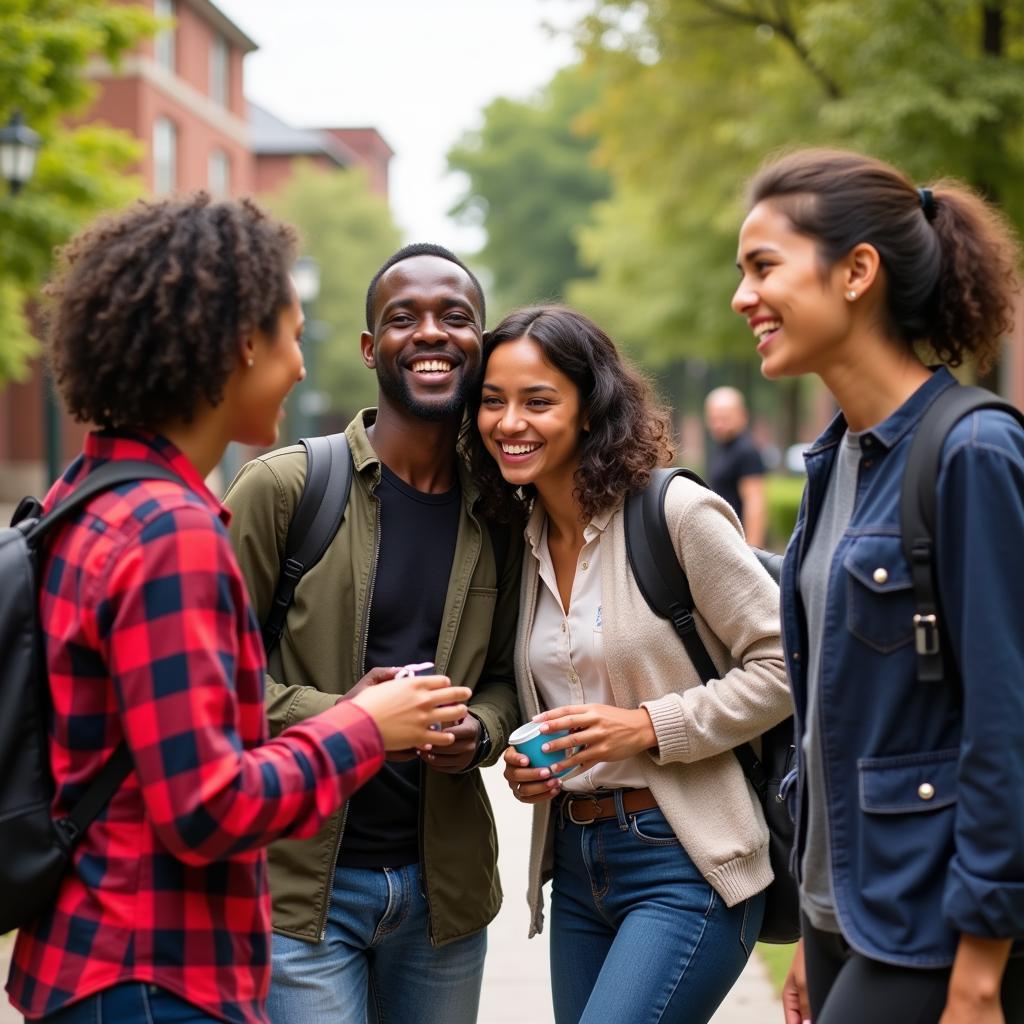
top-left (858, 748), bottom-right (959, 814)
top-left (843, 536), bottom-right (915, 653)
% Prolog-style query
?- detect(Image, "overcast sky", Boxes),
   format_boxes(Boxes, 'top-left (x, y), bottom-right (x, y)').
top-left (215, 0), bottom-right (587, 254)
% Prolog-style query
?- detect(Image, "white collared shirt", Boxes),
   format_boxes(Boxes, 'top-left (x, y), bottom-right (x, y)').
top-left (525, 505), bottom-right (647, 793)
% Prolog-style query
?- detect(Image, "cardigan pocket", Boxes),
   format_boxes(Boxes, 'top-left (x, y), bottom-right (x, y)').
top-left (843, 536), bottom-right (915, 653)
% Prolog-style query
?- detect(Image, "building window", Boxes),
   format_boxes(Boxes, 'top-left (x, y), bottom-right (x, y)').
top-left (208, 149), bottom-right (230, 198)
top-left (153, 116), bottom-right (177, 195)
top-left (154, 0), bottom-right (176, 73)
top-left (210, 35), bottom-right (229, 106)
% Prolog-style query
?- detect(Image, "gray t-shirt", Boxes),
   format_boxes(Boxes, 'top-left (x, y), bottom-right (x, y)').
top-left (798, 429), bottom-right (862, 933)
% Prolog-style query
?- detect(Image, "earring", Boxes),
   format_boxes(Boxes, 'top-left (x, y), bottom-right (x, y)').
top-left (246, 357), bottom-right (254, 368)
top-left (846, 290), bottom-right (857, 300)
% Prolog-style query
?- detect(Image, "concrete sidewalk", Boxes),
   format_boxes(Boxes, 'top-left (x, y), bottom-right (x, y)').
top-left (0, 774), bottom-right (779, 1024)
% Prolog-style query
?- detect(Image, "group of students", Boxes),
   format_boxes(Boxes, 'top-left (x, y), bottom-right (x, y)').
top-left (6, 145), bottom-right (1024, 1024)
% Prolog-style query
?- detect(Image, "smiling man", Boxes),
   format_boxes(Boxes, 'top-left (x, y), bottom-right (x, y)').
top-left (223, 244), bottom-right (521, 1023)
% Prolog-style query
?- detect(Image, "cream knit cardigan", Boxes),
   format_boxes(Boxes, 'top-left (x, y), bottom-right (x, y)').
top-left (517, 476), bottom-right (791, 937)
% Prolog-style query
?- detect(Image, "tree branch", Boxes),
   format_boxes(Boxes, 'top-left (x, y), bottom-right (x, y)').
top-left (693, 0), bottom-right (842, 99)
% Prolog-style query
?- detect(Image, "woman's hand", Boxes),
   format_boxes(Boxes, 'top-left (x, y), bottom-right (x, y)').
top-left (782, 939), bottom-right (810, 1024)
top-left (503, 746), bottom-right (562, 804)
top-left (531, 703), bottom-right (657, 775)
top-left (938, 934), bottom-right (1011, 1024)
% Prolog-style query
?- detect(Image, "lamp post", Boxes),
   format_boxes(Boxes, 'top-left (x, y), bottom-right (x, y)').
top-left (0, 112), bottom-right (42, 195)
top-left (291, 255), bottom-right (323, 442)
top-left (0, 112), bottom-right (57, 486)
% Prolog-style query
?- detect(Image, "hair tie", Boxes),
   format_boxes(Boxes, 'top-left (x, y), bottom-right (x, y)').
top-left (917, 187), bottom-right (936, 222)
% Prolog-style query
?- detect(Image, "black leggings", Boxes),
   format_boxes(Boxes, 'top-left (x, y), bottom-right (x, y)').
top-left (802, 916), bottom-right (1024, 1024)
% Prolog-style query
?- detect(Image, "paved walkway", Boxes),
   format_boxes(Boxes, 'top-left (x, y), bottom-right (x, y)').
top-left (0, 770), bottom-right (778, 1024)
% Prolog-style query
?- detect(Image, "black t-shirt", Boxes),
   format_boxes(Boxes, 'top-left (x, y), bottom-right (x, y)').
top-left (338, 464), bottom-right (461, 869)
top-left (707, 430), bottom-right (765, 521)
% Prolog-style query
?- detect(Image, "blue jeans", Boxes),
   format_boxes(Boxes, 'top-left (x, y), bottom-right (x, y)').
top-left (266, 863), bottom-right (486, 1023)
top-left (550, 795), bottom-right (764, 1024)
top-left (40, 983), bottom-right (220, 1023)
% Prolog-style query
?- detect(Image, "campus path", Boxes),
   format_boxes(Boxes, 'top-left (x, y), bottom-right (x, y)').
top-left (0, 761), bottom-right (778, 1024)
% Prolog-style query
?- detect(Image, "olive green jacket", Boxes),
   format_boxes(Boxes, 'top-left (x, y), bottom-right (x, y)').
top-left (223, 410), bottom-right (522, 946)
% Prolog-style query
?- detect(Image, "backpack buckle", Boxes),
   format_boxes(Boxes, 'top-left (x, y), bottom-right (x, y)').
top-left (913, 613), bottom-right (939, 656)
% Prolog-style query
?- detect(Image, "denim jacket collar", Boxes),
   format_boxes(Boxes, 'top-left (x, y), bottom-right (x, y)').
top-left (806, 366), bottom-right (957, 458)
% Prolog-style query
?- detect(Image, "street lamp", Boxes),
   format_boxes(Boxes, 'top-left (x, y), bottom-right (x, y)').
top-left (0, 112), bottom-right (42, 196)
top-left (290, 256), bottom-right (324, 441)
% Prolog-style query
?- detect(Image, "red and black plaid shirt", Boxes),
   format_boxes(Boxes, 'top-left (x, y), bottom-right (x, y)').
top-left (7, 431), bottom-right (384, 1024)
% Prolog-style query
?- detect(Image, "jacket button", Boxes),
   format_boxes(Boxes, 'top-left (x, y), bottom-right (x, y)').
top-left (918, 782), bottom-right (935, 800)
top-left (873, 567), bottom-right (889, 584)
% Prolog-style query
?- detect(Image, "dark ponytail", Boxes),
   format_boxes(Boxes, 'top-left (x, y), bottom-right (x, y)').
top-left (748, 149), bottom-right (1021, 372)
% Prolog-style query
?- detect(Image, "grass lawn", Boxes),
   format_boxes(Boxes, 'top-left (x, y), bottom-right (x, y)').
top-left (757, 941), bottom-right (796, 994)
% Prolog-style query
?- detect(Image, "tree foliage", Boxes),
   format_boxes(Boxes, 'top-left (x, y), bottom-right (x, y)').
top-left (568, 0), bottom-right (1024, 368)
top-left (0, 0), bottom-right (155, 381)
top-left (267, 161), bottom-right (402, 419)
top-left (447, 65), bottom-right (611, 318)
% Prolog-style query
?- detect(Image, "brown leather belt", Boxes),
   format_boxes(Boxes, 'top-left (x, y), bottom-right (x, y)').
top-left (562, 787), bottom-right (659, 825)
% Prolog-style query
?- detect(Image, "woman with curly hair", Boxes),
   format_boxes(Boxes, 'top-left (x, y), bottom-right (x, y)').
top-left (465, 305), bottom-right (791, 1024)
top-left (732, 149), bottom-right (1024, 1024)
top-left (6, 194), bottom-right (470, 1024)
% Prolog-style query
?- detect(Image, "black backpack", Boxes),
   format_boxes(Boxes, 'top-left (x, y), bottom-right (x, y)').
top-left (625, 467), bottom-right (798, 944)
top-left (0, 460), bottom-right (182, 934)
top-left (625, 383), bottom-right (1024, 945)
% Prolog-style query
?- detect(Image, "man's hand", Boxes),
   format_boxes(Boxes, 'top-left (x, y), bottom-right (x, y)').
top-left (339, 666), bottom-right (399, 701)
top-left (420, 714), bottom-right (481, 773)
top-left (782, 939), bottom-right (810, 1024)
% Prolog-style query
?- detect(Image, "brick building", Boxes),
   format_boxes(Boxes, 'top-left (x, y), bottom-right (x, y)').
top-left (0, 0), bottom-right (392, 500)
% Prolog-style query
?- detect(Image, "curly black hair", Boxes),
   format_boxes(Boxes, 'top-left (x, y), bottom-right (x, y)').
top-left (463, 306), bottom-right (676, 523)
top-left (45, 192), bottom-right (297, 429)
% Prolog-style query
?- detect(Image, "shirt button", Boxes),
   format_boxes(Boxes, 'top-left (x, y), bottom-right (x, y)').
top-left (561, 621), bottom-right (566, 632)
top-left (918, 782), bottom-right (935, 801)
top-left (569, 671), bottom-right (579, 684)
top-left (792, 651), bottom-right (801, 662)
top-left (873, 567), bottom-right (889, 584)
top-left (581, 560), bottom-right (589, 570)
top-left (863, 459), bottom-right (874, 468)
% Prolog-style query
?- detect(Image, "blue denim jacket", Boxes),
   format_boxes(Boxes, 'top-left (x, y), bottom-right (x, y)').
top-left (782, 368), bottom-right (1024, 966)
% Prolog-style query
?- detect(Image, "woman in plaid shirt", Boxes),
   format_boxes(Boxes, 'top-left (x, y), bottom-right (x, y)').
top-left (6, 195), bottom-right (471, 1024)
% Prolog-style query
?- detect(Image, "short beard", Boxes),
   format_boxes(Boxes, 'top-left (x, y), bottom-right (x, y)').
top-left (377, 363), bottom-right (480, 422)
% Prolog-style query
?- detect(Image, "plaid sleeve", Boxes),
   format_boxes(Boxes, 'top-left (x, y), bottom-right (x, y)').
top-left (97, 504), bottom-right (384, 865)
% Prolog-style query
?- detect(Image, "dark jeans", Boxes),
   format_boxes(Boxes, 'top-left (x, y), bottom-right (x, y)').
top-left (802, 914), bottom-right (1024, 1024)
top-left (40, 983), bottom-right (220, 1023)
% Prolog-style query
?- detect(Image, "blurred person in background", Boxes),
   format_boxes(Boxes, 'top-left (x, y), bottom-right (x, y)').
top-left (704, 386), bottom-right (767, 546)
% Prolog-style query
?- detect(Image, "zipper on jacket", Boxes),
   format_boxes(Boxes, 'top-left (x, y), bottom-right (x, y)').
top-left (320, 486), bottom-right (381, 941)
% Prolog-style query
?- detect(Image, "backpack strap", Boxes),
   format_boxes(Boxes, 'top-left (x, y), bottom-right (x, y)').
top-left (25, 460), bottom-right (183, 541)
top-left (899, 385), bottom-right (1024, 684)
top-left (624, 467), bottom-right (779, 794)
top-left (26, 459), bottom-right (185, 845)
top-left (261, 433), bottom-right (353, 655)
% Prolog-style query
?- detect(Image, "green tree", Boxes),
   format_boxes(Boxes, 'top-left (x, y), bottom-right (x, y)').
top-left (569, 0), bottom-right (1024, 373)
top-left (0, 0), bottom-right (156, 381)
top-left (267, 162), bottom-right (402, 420)
top-left (447, 64), bottom-right (611, 317)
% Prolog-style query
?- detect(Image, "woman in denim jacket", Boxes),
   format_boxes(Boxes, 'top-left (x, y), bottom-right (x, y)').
top-left (732, 148), bottom-right (1024, 1024)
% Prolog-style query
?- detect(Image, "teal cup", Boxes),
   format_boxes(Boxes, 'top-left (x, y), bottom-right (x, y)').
top-left (508, 722), bottom-right (575, 778)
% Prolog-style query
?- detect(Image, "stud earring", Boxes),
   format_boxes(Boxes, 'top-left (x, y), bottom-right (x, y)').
top-left (246, 357), bottom-right (254, 368)
top-left (846, 290), bottom-right (857, 300)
